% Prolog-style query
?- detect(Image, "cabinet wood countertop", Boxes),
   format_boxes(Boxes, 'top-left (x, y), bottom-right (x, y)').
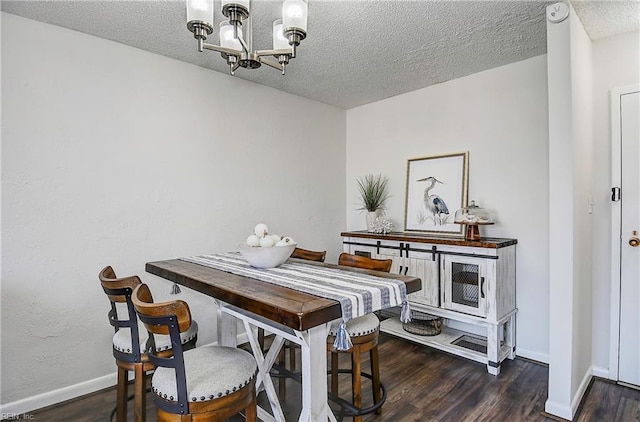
top-left (341, 231), bottom-right (517, 249)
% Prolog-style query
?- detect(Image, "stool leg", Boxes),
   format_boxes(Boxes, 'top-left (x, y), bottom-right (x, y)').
top-left (331, 352), bottom-right (339, 395)
top-left (116, 365), bottom-right (128, 422)
top-left (370, 347), bottom-right (382, 415)
top-left (246, 390), bottom-right (257, 422)
top-left (289, 342), bottom-right (296, 372)
top-left (258, 328), bottom-right (265, 352)
top-left (134, 362), bottom-right (146, 422)
top-left (278, 346), bottom-right (287, 400)
top-left (351, 347), bottom-right (362, 422)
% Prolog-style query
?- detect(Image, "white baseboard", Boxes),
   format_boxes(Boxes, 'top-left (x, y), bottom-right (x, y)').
top-left (516, 347), bottom-right (549, 364)
top-left (545, 399), bottom-right (573, 420)
top-left (592, 365), bottom-right (609, 379)
top-left (544, 365), bottom-right (593, 421)
top-left (0, 372), bottom-right (117, 416)
top-left (571, 367), bottom-right (593, 416)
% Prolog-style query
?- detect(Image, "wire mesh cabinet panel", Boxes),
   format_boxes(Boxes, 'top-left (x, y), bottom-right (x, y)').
top-left (441, 256), bottom-right (487, 317)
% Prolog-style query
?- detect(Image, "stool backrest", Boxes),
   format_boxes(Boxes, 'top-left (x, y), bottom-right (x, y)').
top-left (291, 247), bottom-right (326, 262)
top-left (132, 283), bottom-right (192, 414)
top-left (99, 266), bottom-right (144, 361)
top-left (338, 253), bottom-right (392, 273)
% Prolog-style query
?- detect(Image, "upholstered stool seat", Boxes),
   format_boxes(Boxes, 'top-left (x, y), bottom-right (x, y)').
top-left (152, 346), bottom-right (257, 403)
top-left (328, 314), bottom-right (379, 338)
top-left (113, 321), bottom-right (199, 354)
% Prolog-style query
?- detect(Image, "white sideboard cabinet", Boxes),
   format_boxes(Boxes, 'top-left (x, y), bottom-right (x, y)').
top-left (341, 231), bottom-right (517, 375)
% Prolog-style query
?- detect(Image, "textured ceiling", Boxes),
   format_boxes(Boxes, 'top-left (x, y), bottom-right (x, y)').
top-left (2, 0), bottom-right (638, 109)
top-left (571, 0), bottom-right (640, 40)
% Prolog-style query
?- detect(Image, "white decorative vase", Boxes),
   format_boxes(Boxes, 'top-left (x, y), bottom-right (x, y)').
top-left (366, 210), bottom-right (381, 232)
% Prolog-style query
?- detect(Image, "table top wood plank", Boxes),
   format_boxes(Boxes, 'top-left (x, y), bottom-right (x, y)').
top-left (146, 258), bottom-right (421, 331)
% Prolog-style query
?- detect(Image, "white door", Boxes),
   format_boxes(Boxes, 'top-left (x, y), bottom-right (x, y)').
top-left (612, 87), bottom-right (640, 387)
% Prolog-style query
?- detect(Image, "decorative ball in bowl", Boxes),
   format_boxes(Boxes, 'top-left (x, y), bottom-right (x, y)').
top-left (237, 243), bottom-right (297, 269)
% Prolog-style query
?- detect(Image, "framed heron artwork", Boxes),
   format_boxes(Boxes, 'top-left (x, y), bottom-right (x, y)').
top-left (404, 151), bottom-right (469, 236)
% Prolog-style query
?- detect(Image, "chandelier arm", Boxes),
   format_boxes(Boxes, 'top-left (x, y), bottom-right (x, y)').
top-left (259, 57), bottom-right (284, 72)
top-left (254, 48), bottom-right (293, 58)
top-left (202, 43), bottom-right (241, 57)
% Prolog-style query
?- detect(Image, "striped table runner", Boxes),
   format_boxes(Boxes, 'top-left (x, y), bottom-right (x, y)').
top-left (180, 253), bottom-right (411, 350)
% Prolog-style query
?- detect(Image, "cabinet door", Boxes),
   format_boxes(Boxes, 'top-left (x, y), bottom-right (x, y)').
top-left (441, 255), bottom-right (487, 317)
top-left (405, 251), bottom-right (440, 307)
top-left (376, 247), bottom-right (403, 275)
top-left (378, 248), bottom-right (440, 307)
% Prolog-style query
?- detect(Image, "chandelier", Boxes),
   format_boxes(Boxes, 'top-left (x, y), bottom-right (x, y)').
top-left (186, 0), bottom-right (308, 75)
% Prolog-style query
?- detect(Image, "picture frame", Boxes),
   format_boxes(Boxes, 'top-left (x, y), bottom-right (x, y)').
top-left (404, 151), bottom-right (469, 236)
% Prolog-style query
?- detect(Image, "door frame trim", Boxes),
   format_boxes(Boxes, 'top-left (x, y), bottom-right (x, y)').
top-left (609, 84), bottom-right (639, 381)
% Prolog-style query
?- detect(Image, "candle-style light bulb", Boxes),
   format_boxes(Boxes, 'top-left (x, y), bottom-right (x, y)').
top-left (272, 19), bottom-right (290, 49)
top-left (220, 21), bottom-right (243, 50)
top-left (186, 0), bottom-right (214, 27)
top-left (282, 0), bottom-right (308, 34)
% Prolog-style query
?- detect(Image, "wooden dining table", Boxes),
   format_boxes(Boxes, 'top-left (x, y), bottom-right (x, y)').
top-left (146, 257), bottom-right (421, 422)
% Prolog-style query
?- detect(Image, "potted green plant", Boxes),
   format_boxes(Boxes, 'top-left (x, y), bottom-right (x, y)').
top-left (356, 174), bottom-right (391, 231)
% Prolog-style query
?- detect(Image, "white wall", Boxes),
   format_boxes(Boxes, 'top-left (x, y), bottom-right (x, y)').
top-left (1, 12), bottom-right (346, 410)
top-left (545, 4), bottom-right (594, 420)
top-left (591, 31), bottom-right (640, 374)
top-left (569, 5), bottom-right (594, 414)
top-left (346, 55), bottom-right (550, 362)
top-left (545, 9), bottom-right (574, 415)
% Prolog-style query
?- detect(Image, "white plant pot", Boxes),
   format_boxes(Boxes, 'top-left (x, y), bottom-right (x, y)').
top-left (366, 210), bottom-right (381, 232)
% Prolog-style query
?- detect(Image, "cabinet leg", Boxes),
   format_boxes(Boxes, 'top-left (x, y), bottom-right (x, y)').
top-left (487, 363), bottom-right (501, 376)
top-left (505, 314), bottom-right (516, 360)
top-left (487, 323), bottom-right (501, 376)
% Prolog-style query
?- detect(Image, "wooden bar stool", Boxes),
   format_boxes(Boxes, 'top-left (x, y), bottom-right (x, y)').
top-left (291, 247), bottom-right (327, 262)
top-left (132, 283), bottom-right (258, 422)
top-left (327, 253), bottom-right (392, 422)
top-left (99, 266), bottom-right (198, 422)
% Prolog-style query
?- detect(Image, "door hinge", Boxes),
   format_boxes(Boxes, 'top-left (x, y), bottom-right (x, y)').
top-left (612, 187), bottom-right (621, 202)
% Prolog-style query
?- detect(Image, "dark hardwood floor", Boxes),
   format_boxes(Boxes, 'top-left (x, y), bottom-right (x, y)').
top-left (14, 334), bottom-right (640, 421)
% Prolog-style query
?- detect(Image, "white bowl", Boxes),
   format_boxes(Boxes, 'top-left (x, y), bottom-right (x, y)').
top-left (237, 242), bottom-right (297, 269)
